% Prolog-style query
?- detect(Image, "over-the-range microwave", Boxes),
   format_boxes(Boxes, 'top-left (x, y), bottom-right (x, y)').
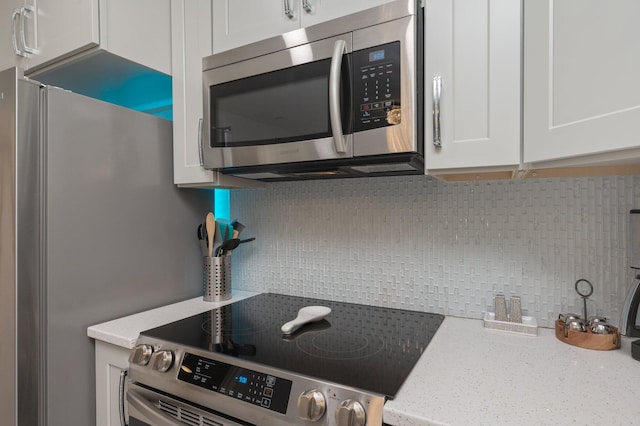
top-left (202, 0), bottom-right (424, 181)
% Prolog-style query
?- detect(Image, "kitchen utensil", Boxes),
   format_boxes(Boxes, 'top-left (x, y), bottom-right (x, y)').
top-left (230, 219), bottom-right (245, 239)
top-left (555, 319), bottom-right (621, 351)
top-left (590, 323), bottom-right (612, 334)
top-left (575, 279), bottom-right (594, 321)
top-left (205, 213), bottom-right (215, 257)
top-left (215, 238), bottom-right (241, 257)
top-left (587, 316), bottom-right (608, 326)
top-left (566, 318), bottom-right (586, 332)
top-left (238, 237), bottom-right (256, 245)
top-left (281, 306), bottom-right (332, 335)
top-left (560, 313), bottom-right (583, 323)
top-left (203, 256), bottom-right (231, 302)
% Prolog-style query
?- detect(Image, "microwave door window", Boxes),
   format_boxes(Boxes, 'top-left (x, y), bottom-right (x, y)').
top-left (210, 59), bottom-right (335, 148)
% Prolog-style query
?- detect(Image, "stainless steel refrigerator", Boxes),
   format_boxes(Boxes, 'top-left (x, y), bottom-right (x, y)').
top-left (0, 67), bottom-right (213, 426)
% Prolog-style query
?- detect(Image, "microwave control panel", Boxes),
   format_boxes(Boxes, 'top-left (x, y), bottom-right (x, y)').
top-left (352, 41), bottom-right (401, 132)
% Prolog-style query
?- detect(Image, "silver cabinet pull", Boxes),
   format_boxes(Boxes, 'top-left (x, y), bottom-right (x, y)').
top-left (19, 5), bottom-right (38, 55)
top-left (11, 8), bottom-right (23, 56)
top-left (329, 39), bottom-right (347, 153)
top-left (198, 118), bottom-right (204, 166)
top-left (302, 0), bottom-right (313, 13)
top-left (284, 0), bottom-right (295, 18)
top-left (432, 76), bottom-right (442, 148)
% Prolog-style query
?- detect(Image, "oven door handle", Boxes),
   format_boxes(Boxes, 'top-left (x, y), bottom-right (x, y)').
top-left (329, 39), bottom-right (347, 154)
top-left (127, 389), bottom-right (184, 426)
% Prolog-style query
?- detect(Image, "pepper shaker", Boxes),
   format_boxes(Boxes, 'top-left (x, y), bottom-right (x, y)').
top-left (509, 296), bottom-right (522, 323)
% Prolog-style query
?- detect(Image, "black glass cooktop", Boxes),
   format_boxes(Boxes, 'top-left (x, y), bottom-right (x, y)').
top-left (141, 293), bottom-right (444, 398)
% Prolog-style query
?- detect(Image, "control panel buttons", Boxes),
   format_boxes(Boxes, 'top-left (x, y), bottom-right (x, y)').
top-left (335, 399), bottom-right (366, 426)
top-left (297, 389), bottom-right (326, 422)
top-left (150, 350), bottom-right (174, 372)
top-left (128, 344), bottom-right (153, 366)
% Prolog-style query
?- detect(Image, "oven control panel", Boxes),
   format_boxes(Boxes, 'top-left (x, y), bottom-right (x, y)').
top-left (352, 41), bottom-right (402, 132)
top-left (177, 352), bottom-right (292, 414)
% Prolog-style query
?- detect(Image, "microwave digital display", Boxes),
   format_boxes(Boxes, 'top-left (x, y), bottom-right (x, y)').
top-left (369, 50), bottom-right (385, 61)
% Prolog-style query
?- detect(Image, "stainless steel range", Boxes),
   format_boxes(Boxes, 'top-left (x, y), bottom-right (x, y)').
top-left (127, 293), bottom-right (443, 426)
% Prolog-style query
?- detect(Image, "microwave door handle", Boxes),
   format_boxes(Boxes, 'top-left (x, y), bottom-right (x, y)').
top-left (127, 390), bottom-right (183, 426)
top-left (329, 39), bottom-right (347, 153)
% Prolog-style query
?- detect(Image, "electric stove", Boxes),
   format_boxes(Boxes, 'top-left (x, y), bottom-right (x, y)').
top-left (127, 293), bottom-right (444, 426)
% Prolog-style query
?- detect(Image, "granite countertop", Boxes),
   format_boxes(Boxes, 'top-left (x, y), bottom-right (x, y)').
top-left (88, 295), bottom-right (640, 425)
top-left (384, 316), bottom-right (640, 426)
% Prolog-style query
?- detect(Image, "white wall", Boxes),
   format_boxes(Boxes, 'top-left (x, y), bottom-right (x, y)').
top-left (230, 175), bottom-right (640, 328)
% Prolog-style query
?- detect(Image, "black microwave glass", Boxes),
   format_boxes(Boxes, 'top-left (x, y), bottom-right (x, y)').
top-left (209, 57), bottom-right (351, 148)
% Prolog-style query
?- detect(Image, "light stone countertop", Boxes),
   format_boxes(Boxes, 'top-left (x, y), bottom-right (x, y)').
top-left (88, 296), bottom-right (640, 425)
top-left (87, 290), bottom-right (259, 349)
top-left (383, 316), bottom-right (640, 426)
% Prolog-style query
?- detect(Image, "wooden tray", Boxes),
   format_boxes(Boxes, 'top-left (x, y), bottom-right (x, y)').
top-left (555, 319), bottom-right (620, 350)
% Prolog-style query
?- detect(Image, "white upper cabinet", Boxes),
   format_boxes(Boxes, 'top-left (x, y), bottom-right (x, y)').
top-left (171, 0), bottom-right (266, 188)
top-left (300, 0), bottom-right (397, 27)
top-left (424, 0), bottom-right (521, 173)
top-left (524, 0), bottom-right (640, 167)
top-left (212, 0), bottom-right (397, 54)
top-left (2, 0), bottom-right (171, 75)
top-left (0, 0), bottom-right (30, 71)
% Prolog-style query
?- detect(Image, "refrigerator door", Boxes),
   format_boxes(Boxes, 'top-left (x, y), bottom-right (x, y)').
top-left (0, 67), bottom-right (43, 426)
top-left (40, 86), bottom-right (212, 426)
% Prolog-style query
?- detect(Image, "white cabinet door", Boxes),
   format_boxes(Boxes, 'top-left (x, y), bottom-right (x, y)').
top-left (424, 0), bottom-right (521, 172)
top-left (300, 0), bottom-right (396, 27)
top-left (172, 0), bottom-right (266, 187)
top-left (212, 0), bottom-right (299, 54)
top-left (172, 0), bottom-right (217, 185)
top-left (0, 0), bottom-right (33, 71)
top-left (94, 341), bottom-right (130, 426)
top-left (524, 0), bottom-right (640, 165)
top-left (28, 0), bottom-right (99, 69)
top-left (17, 0), bottom-right (170, 75)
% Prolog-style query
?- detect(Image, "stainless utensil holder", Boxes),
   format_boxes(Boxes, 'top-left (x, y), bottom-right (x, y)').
top-left (203, 256), bottom-right (231, 302)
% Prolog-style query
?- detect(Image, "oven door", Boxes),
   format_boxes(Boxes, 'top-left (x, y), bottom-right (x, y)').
top-left (127, 383), bottom-right (251, 426)
top-left (202, 34), bottom-right (353, 170)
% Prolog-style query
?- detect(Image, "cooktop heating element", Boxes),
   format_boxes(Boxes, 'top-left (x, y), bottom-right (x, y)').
top-left (128, 294), bottom-right (444, 426)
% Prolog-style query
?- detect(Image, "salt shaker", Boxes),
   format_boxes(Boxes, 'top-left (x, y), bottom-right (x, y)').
top-left (495, 295), bottom-right (508, 322)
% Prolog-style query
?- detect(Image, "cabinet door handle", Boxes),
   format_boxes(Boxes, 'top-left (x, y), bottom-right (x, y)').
top-left (284, 0), bottom-right (295, 18)
top-left (198, 118), bottom-right (204, 166)
top-left (329, 39), bottom-right (347, 153)
top-left (19, 5), bottom-right (38, 55)
top-left (11, 8), bottom-right (25, 56)
top-left (303, 0), bottom-right (313, 13)
top-left (432, 76), bottom-right (442, 148)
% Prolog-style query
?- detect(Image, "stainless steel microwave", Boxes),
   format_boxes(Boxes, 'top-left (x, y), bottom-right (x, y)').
top-left (202, 0), bottom-right (424, 181)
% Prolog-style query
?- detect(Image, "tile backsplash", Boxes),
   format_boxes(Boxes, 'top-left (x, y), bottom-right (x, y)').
top-left (230, 175), bottom-right (640, 328)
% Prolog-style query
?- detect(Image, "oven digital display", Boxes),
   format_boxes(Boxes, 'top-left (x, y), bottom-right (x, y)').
top-left (178, 353), bottom-right (292, 414)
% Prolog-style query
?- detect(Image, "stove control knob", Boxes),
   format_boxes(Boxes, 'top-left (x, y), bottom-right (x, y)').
top-left (150, 350), bottom-right (174, 372)
top-left (335, 399), bottom-right (366, 426)
top-left (128, 344), bottom-right (153, 366)
top-left (297, 389), bottom-right (326, 422)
